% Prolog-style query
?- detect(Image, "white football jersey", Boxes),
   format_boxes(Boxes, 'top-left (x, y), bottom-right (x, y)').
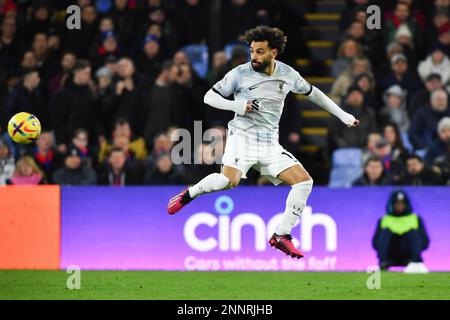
top-left (212, 60), bottom-right (311, 141)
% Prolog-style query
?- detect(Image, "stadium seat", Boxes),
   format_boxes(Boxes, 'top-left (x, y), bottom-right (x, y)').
top-left (181, 44), bottom-right (209, 78)
top-left (328, 167), bottom-right (363, 188)
top-left (331, 148), bottom-right (363, 169)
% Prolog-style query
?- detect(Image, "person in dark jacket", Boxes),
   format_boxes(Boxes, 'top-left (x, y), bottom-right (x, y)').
top-left (425, 117), bottom-right (450, 165)
top-left (329, 86), bottom-right (378, 151)
top-left (50, 60), bottom-right (98, 152)
top-left (52, 147), bottom-right (97, 185)
top-left (98, 147), bottom-right (142, 186)
top-left (372, 190), bottom-right (430, 272)
top-left (63, 4), bottom-right (98, 59)
top-left (408, 73), bottom-right (443, 119)
top-left (101, 57), bottom-right (143, 135)
top-left (378, 53), bottom-right (423, 102)
top-left (144, 152), bottom-right (183, 185)
top-left (433, 139), bottom-right (450, 185)
top-left (30, 130), bottom-right (63, 184)
top-left (135, 35), bottom-right (162, 83)
top-left (352, 156), bottom-right (392, 186)
top-left (409, 89), bottom-right (450, 150)
top-left (3, 69), bottom-right (48, 129)
top-left (398, 155), bottom-right (443, 185)
top-left (141, 60), bottom-right (182, 145)
top-left (170, 0), bottom-right (209, 47)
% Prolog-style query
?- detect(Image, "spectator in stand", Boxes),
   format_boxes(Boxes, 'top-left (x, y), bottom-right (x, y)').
top-left (379, 53), bottom-right (423, 101)
top-left (353, 72), bottom-right (377, 111)
top-left (394, 23), bottom-right (419, 69)
top-left (339, 1), bottom-right (370, 32)
top-left (135, 35), bottom-right (162, 83)
top-left (0, 136), bottom-right (15, 185)
top-left (144, 152), bottom-right (182, 185)
top-left (425, 117), bottom-right (450, 165)
top-left (22, 3), bottom-right (54, 43)
top-left (0, 16), bottom-right (25, 75)
top-left (96, 66), bottom-right (115, 138)
top-left (141, 60), bottom-right (182, 146)
top-left (343, 20), bottom-right (371, 59)
top-left (221, 0), bottom-right (266, 46)
top-left (332, 38), bottom-right (364, 78)
top-left (171, 0), bottom-right (209, 47)
top-left (3, 69), bottom-right (48, 129)
top-left (372, 138), bottom-right (393, 172)
top-left (52, 147), bottom-right (97, 185)
top-left (48, 51), bottom-right (77, 96)
top-left (352, 156), bottom-right (392, 186)
top-left (425, 8), bottom-right (449, 52)
top-left (7, 155), bottom-right (46, 185)
top-left (98, 16), bottom-right (115, 35)
top-left (103, 58), bottom-right (143, 134)
top-left (205, 51), bottom-right (227, 87)
top-left (384, 1), bottom-right (421, 49)
top-left (383, 123), bottom-right (410, 182)
top-left (409, 73), bottom-right (444, 118)
top-left (70, 128), bottom-right (99, 171)
top-left (398, 155), bottom-right (442, 185)
top-left (146, 131), bottom-right (173, 168)
top-left (417, 46), bottom-right (450, 85)
top-left (30, 32), bottom-right (59, 87)
top-left (90, 30), bottom-right (122, 70)
top-left (375, 41), bottom-right (404, 83)
top-left (435, 22), bottom-right (450, 57)
top-left (51, 59), bottom-right (97, 151)
top-left (409, 89), bottom-right (450, 150)
top-left (380, 85), bottom-right (410, 132)
top-left (330, 57), bottom-right (373, 104)
top-left (18, 51), bottom-right (38, 75)
top-left (108, 0), bottom-right (137, 53)
top-left (31, 130), bottom-right (63, 183)
top-left (98, 147), bottom-right (142, 186)
top-left (362, 132), bottom-right (383, 164)
top-left (329, 87), bottom-right (377, 150)
top-left (98, 118), bottom-right (148, 163)
top-left (64, 3), bottom-right (98, 59)
top-left (433, 139), bottom-right (450, 185)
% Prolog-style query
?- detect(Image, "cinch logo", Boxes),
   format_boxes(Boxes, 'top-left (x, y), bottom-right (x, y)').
top-left (183, 196), bottom-right (337, 252)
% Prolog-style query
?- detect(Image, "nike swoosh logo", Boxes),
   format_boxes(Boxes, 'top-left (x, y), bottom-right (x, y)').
top-left (248, 85), bottom-right (259, 90)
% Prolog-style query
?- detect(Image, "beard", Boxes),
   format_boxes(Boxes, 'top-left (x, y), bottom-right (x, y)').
top-left (251, 59), bottom-right (270, 72)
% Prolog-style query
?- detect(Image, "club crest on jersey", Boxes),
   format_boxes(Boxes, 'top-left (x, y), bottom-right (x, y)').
top-left (279, 82), bottom-right (284, 92)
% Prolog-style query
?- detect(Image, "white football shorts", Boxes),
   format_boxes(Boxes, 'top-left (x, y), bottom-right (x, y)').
top-left (221, 129), bottom-right (301, 185)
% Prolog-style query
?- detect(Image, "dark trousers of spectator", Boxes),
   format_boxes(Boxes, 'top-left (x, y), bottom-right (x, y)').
top-left (376, 229), bottom-right (424, 266)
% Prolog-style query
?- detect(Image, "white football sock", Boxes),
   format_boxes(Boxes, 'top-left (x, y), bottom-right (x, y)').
top-left (276, 179), bottom-right (313, 235)
top-left (188, 173), bottom-right (231, 198)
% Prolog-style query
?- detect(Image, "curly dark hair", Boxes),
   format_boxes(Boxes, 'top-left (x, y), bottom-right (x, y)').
top-left (244, 25), bottom-right (287, 55)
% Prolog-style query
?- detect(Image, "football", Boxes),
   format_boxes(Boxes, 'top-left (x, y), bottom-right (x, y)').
top-left (7, 112), bottom-right (41, 144)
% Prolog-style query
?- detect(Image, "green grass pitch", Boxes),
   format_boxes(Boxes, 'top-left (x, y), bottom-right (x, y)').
top-left (1, 271), bottom-right (449, 300)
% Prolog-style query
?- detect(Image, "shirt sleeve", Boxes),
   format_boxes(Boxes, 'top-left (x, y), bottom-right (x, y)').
top-left (212, 68), bottom-right (240, 97)
top-left (290, 71), bottom-right (313, 96)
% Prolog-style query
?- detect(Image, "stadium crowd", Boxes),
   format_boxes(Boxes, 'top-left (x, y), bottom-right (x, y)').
top-left (0, 0), bottom-right (449, 186)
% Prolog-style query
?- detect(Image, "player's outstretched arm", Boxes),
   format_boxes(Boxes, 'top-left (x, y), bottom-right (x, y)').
top-left (203, 88), bottom-right (259, 115)
top-left (204, 89), bottom-right (253, 115)
top-left (305, 86), bottom-right (360, 127)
